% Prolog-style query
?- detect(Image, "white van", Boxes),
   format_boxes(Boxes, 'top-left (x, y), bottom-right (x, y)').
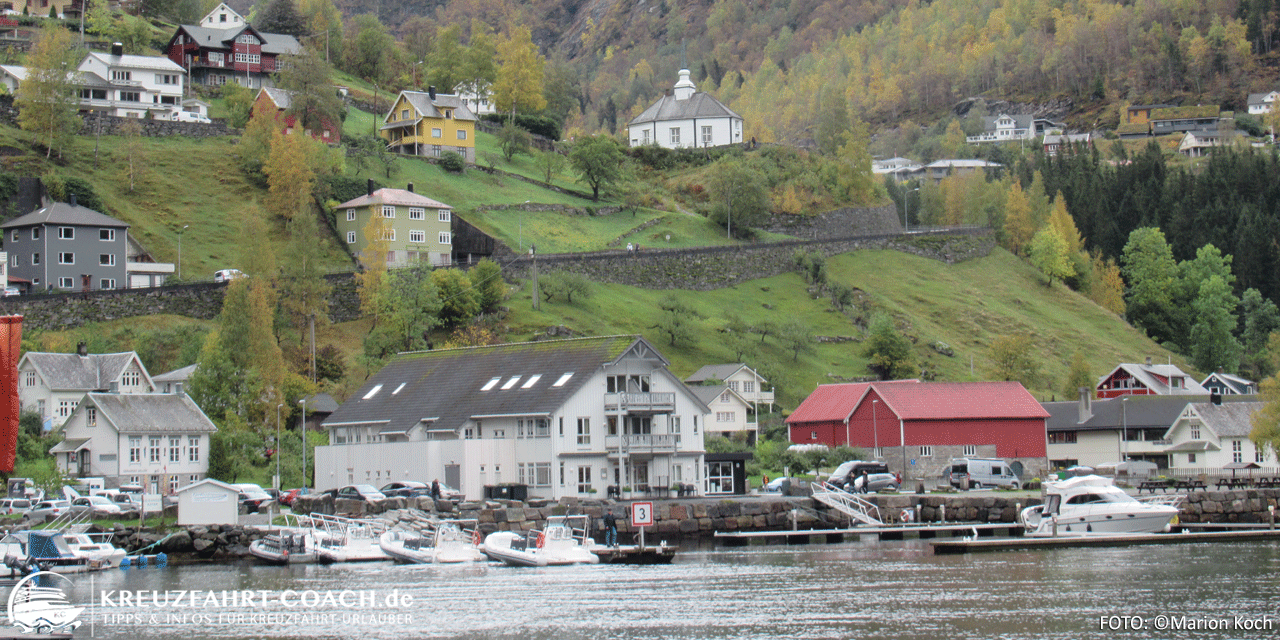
top-left (174, 110), bottom-right (212, 123)
top-left (947, 458), bottom-right (1020, 489)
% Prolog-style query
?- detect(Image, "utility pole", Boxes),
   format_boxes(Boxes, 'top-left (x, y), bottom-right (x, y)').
top-left (299, 397), bottom-right (307, 489)
top-left (530, 245), bottom-right (539, 310)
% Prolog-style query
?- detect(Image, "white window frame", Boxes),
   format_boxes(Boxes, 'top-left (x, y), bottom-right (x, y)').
top-left (432, 128), bottom-right (442, 138)
top-left (919, 445), bottom-right (934, 457)
top-left (59, 253), bottom-right (74, 265)
top-left (408, 207), bottom-right (425, 220)
top-left (702, 125), bottom-right (713, 145)
top-left (457, 130), bottom-right (467, 140)
top-left (669, 127), bottom-right (680, 144)
top-left (381, 205), bottom-right (395, 218)
top-left (409, 230), bottom-right (425, 243)
top-left (100, 229), bottom-right (115, 241)
top-left (576, 417), bottom-right (590, 446)
top-left (346, 210), bottom-right (356, 221)
top-left (129, 436), bottom-right (141, 464)
top-left (346, 231), bottom-right (356, 244)
top-left (439, 232), bottom-right (451, 244)
top-left (962, 444), bottom-right (976, 457)
top-left (58, 227), bottom-right (74, 240)
top-left (100, 254), bottom-right (116, 266)
top-left (438, 210), bottom-right (451, 222)
top-left (58, 277), bottom-right (73, 288)
top-left (99, 279), bottom-right (116, 290)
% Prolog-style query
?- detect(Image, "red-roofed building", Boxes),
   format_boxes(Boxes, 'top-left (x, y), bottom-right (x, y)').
top-left (787, 380), bottom-right (1049, 480)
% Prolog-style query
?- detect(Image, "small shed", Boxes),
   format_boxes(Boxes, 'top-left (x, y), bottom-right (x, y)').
top-left (176, 478), bottom-right (239, 525)
top-left (704, 452), bottom-right (752, 495)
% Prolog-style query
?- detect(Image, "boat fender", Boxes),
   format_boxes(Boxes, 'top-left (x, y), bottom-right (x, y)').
top-left (472, 529), bottom-right (482, 546)
top-left (536, 532), bottom-right (545, 549)
top-left (1086, 524), bottom-right (1092, 533)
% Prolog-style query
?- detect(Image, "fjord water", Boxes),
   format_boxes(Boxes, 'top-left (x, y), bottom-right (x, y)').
top-left (67, 539), bottom-right (1279, 639)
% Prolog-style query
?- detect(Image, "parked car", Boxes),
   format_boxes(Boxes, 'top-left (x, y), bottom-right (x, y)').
top-left (946, 458), bottom-right (1021, 490)
top-left (278, 488), bottom-right (309, 506)
top-left (214, 269), bottom-right (245, 283)
top-left (96, 490), bottom-right (141, 510)
top-left (379, 481), bottom-right (428, 498)
top-left (0, 498), bottom-right (30, 515)
top-left (232, 483), bottom-right (273, 513)
top-left (2, 286), bottom-right (19, 297)
top-left (335, 485), bottom-right (386, 501)
top-left (27, 499), bottom-right (71, 521)
top-left (173, 110), bottom-right (212, 123)
top-left (827, 460), bottom-right (893, 490)
top-left (764, 477), bottom-right (798, 493)
top-left (70, 496), bottom-right (124, 517)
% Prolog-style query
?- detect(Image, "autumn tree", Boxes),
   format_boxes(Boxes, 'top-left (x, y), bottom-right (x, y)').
top-left (990, 333), bottom-right (1039, 389)
top-left (297, 0), bottom-right (343, 62)
top-left (707, 158), bottom-right (770, 238)
top-left (16, 28), bottom-right (83, 158)
top-left (237, 106), bottom-right (281, 178)
top-left (263, 131), bottom-right (317, 220)
top-left (1062, 351), bottom-right (1093, 399)
top-left (459, 19), bottom-right (498, 101)
top-left (1088, 252), bottom-right (1126, 316)
top-left (493, 25), bottom-right (546, 118)
top-left (278, 210), bottom-right (331, 346)
top-left (1002, 181), bottom-right (1034, 255)
top-left (431, 269), bottom-right (480, 328)
top-left (256, 0), bottom-right (306, 37)
top-left (344, 14), bottom-right (394, 82)
top-left (1029, 225), bottom-right (1074, 286)
top-left (356, 211), bottom-right (391, 323)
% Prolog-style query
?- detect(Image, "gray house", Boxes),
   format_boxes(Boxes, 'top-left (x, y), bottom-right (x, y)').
top-left (1, 198), bottom-right (129, 292)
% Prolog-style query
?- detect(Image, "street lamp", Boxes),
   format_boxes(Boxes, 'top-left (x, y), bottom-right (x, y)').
top-left (1121, 397), bottom-right (1128, 462)
top-left (275, 402), bottom-right (283, 520)
top-left (177, 225), bottom-right (188, 280)
top-left (299, 397), bottom-right (307, 490)
top-left (412, 60), bottom-right (425, 89)
top-left (900, 416), bottom-right (908, 485)
top-left (872, 399), bottom-right (879, 459)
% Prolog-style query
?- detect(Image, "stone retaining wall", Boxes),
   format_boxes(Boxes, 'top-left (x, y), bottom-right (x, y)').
top-left (1178, 488), bottom-right (1280, 523)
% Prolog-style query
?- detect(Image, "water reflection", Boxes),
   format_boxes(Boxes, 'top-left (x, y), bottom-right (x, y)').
top-left (44, 539), bottom-right (1280, 639)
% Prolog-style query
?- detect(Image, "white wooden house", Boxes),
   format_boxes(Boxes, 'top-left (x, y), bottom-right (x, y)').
top-left (1163, 401), bottom-right (1268, 472)
top-left (627, 70), bottom-right (743, 149)
top-left (18, 346), bottom-right (154, 430)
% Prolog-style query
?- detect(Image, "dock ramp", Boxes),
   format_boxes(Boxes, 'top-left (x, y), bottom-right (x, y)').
top-left (810, 481), bottom-right (883, 526)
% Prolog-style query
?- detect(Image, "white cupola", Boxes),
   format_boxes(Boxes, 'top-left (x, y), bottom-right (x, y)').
top-left (673, 69), bottom-right (697, 100)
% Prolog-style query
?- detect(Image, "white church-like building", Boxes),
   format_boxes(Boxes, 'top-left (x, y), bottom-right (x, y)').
top-left (627, 70), bottom-right (743, 149)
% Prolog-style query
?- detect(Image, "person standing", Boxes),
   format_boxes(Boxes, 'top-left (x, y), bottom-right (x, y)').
top-left (431, 479), bottom-right (441, 500)
top-left (603, 510), bottom-right (618, 547)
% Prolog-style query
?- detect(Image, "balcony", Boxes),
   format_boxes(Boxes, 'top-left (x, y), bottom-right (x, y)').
top-left (604, 392), bottom-right (675, 414)
top-left (606, 433), bottom-right (681, 453)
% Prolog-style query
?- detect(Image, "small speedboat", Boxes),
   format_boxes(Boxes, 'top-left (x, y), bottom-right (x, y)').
top-left (482, 516), bottom-right (599, 567)
top-left (1, 531), bottom-right (102, 574)
top-left (1020, 474), bottom-right (1180, 537)
top-left (379, 520), bottom-right (485, 564)
top-left (249, 529), bottom-right (324, 564)
top-left (317, 521), bottom-right (389, 563)
top-left (63, 532), bottom-right (126, 568)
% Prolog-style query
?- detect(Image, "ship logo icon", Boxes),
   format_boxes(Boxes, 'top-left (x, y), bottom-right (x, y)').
top-left (7, 571), bottom-right (83, 634)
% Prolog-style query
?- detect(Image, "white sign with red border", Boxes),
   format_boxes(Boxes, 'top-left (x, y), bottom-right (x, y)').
top-left (631, 501), bottom-right (654, 527)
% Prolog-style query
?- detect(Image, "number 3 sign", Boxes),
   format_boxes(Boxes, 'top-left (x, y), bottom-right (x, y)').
top-left (631, 501), bottom-right (654, 527)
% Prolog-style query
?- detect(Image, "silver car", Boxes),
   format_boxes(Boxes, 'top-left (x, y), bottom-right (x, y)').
top-left (27, 499), bottom-right (70, 521)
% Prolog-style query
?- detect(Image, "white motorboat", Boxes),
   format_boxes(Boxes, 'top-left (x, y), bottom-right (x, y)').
top-left (63, 532), bottom-right (126, 568)
top-left (1, 531), bottom-right (103, 574)
top-left (482, 515), bottom-right (599, 567)
top-left (1020, 475), bottom-right (1180, 537)
top-left (249, 528), bottom-right (324, 565)
top-left (316, 520), bottom-right (389, 563)
top-left (379, 520), bottom-right (485, 564)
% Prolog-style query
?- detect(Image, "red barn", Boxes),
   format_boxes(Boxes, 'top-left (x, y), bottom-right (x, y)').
top-left (787, 380), bottom-right (1049, 480)
top-left (1095, 360), bottom-right (1207, 399)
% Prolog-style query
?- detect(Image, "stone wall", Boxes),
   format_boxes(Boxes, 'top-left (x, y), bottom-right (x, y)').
top-left (1178, 489), bottom-right (1280, 523)
top-left (762, 204), bottom-right (902, 239)
top-left (503, 230), bottom-right (994, 291)
top-left (80, 113), bottom-right (236, 138)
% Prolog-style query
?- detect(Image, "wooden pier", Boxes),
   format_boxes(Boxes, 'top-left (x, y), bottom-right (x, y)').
top-left (714, 522), bottom-right (1023, 545)
top-left (595, 544), bottom-right (677, 564)
top-left (931, 528), bottom-right (1280, 554)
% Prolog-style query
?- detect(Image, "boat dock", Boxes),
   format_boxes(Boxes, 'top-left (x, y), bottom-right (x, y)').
top-left (714, 522), bottom-right (1022, 545)
top-left (931, 529), bottom-right (1280, 554)
top-left (595, 544), bottom-right (677, 564)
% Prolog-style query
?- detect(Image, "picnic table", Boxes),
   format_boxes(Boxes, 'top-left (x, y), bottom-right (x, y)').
top-left (1137, 480), bottom-right (1170, 494)
top-left (1174, 479), bottom-right (1207, 492)
top-left (1216, 477), bottom-right (1253, 490)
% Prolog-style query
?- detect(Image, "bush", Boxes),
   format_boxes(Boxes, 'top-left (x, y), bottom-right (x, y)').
top-left (480, 113), bottom-right (561, 140)
top-left (439, 151), bottom-right (465, 173)
top-left (324, 175), bottom-right (380, 205)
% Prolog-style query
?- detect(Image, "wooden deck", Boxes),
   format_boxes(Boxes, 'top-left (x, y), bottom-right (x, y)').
top-left (931, 529), bottom-right (1280, 554)
top-left (714, 522), bottom-right (1022, 543)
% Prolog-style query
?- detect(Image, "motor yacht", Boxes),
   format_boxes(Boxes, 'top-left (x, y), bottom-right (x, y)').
top-left (1019, 474), bottom-right (1180, 537)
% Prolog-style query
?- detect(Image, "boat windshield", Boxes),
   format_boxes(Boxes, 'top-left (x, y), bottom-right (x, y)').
top-left (1065, 489), bottom-right (1136, 505)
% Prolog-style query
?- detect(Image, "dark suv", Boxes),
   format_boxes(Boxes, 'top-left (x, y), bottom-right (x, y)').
top-left (827, 460), bottom-right (896, 491)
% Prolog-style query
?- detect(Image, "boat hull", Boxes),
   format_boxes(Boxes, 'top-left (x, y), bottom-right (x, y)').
top-left (1021, 504), bottom-right (1179, 537)
top-left (481, 531), bottom-right (599, 567)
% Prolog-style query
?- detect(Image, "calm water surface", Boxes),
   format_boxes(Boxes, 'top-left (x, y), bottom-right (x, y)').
top-left (51, 538), bottom-right (1280, 639)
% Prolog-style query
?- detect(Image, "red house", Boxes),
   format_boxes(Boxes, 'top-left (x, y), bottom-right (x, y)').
top-left (1095, 359), bottom-right (1208, 399)
top-left (164, 4), bottom-right (301, 90)
top-left (253, 88), bottom-right (341, 143)
top-left (787, 380), bottom-right (1049, 480)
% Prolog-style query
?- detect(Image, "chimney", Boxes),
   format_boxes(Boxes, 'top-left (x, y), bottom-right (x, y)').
top-left (366, 178), bottom-right (374, 197)
top-left (69, 193), bottom-right (76, 207)
top-left (1077, 387), bottom-right (1092, 422)
top-left (1210, 392), bottom-right (1222, 405)
top-left (174, 382), bottom-right (184, 396)
top-left (111, 42), bottom-right (123, 57)
top-left (1145, 356), bottom-right (1153, 366)
top-left (406, 182), bottom-right (414, 193)
top-left (76, 341), bottom-right (87, 357)
top-left (428, 85), bottom-right (436, 100)
top-left (109, 381), bottom-right (119, 393)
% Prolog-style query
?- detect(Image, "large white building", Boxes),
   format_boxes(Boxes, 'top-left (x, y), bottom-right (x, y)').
top-left (315, 335), bottom-right (711, 500)
top-left (627, 70), bottom-right (743, 149)
top-left (76, 45), bottom-right (186, 119)
top-left (1164, 401), bottom-right (1269, 472)
top-left (18, 347), bottom-right (154, 430)
top-left (49, 388), bottom-right (218, 494)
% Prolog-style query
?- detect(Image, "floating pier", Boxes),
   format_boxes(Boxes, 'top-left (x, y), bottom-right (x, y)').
top-left (714, 522), bottom-right (1022, 545)
top-left (931, 529), bottom-right (1280, 554)
top-left (594, 544), bottom-right (677, 564)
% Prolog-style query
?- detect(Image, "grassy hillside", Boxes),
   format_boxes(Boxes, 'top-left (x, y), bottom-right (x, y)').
top-left (495, 247), bottom-right (1184, 408)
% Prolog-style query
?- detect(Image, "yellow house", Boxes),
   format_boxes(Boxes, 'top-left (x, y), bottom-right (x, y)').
top-left (380, 88), bottom-right (476, 163)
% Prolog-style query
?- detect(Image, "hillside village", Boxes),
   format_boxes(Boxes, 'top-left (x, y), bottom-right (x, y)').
top-left (1, 0), bottom-right (1280, 501)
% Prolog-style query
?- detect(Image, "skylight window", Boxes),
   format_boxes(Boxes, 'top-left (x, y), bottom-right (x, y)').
top-left (362, 384), bottom-right (383, 400)
top-left (522, 375), bottom-right (542, 389)
top-left (392, 383), bottom-right (406, 395)
top-left (553, 373), bottom-right (574, 387)
top-left (481, 377), bottom-right (501, 391)
top-left (501, 376), bottom-right (521, 390)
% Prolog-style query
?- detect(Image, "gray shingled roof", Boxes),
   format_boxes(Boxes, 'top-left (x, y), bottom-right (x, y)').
top-left (1097, 363), bottom-right (1209, 395)
top-left (1191, 401), bottom-right (1263, 438)
top-left (84, 51), bottom-right (183, 73)
top-left (335, 188), bottom-right (451, 211)
top-left (88, 392), bottom-right (218, 434)
top-left (304, 392), bottom-right (339, 413)
top-left (690, 385), bottom-right (730, 405)
top-left (390, 90), bottom-right (477, 123)
top-left (629, 92), bottom-right (741, 126)
top-left (1202, 372), bottom-right (1254, 395)
top-left (23, 352), bottom-right (138, 391)
top-left (324, 335), bottom-right (664, 435)
top-left (1044, 394), bottom-right (1257, 433)
top-left (174, 24), bottom-right (301, 56)
top-left (685, 364), bottom-right (747, 384)
top-left (1, 202), bottom-right (128, 230)
top-left (152, 364), bottom-right (197, 384)
top-left (258, 86), bottom-right (292, 109)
